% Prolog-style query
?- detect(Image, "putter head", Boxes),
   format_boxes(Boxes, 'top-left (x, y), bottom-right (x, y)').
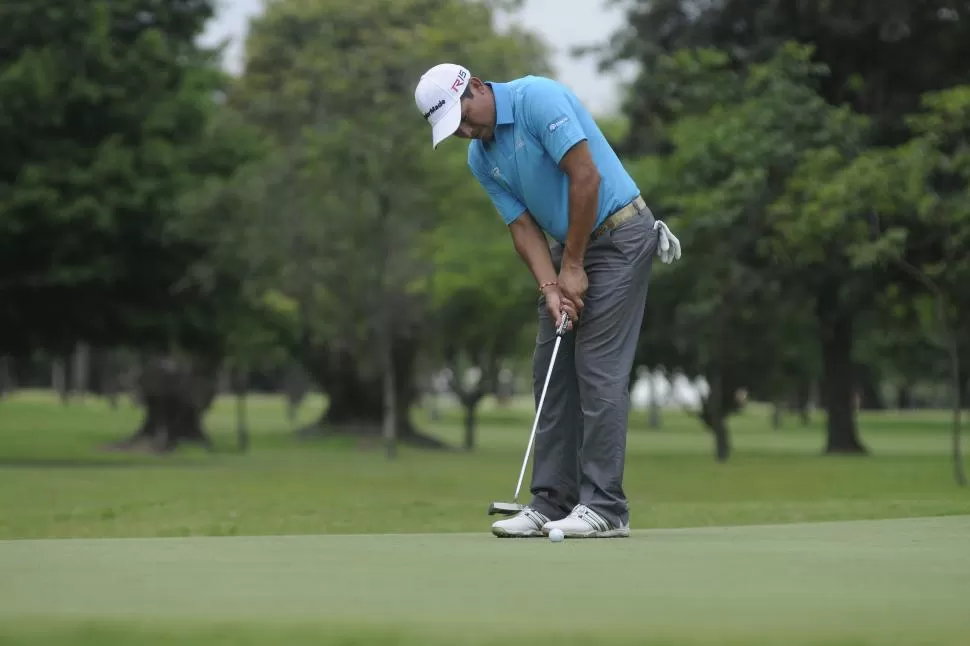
top-left (488, 501), bottom-right (523, 516)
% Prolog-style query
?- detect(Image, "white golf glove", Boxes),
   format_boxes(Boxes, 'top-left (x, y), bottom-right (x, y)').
top-left (653, 220), bottom-right (682, 264)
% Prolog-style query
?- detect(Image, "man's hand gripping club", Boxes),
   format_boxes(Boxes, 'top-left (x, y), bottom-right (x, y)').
top-left (509, 211), bottom-right (581, 332)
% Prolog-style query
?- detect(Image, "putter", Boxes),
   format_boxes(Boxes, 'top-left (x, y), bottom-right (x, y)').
top-left (488, 311), bottom-right (570, 516)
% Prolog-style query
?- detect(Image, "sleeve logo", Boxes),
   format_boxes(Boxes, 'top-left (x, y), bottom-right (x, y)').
top-left (547, 115), bottom-right (569, 132)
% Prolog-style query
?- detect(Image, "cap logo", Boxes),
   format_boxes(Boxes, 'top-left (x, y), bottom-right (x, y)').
top-left (423, 99), bottom-right (446, 120)
top-left (450, 69), bottom-right (468, 93)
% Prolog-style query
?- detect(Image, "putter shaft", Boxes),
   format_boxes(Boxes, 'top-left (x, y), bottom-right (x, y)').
top-left (511, 312), bottom-right (568, 503)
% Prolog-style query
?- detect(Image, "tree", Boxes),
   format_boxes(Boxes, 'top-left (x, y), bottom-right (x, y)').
top-left (421, 198), bottom-right (537, 450)
top-left (0, 1), bottom-right (218, 351)
top-left (214, 0), bottom-right (550, 447)
top-left (833, 86), bottom-right (970, 483)
top-left (0, 1), bottom-right (257, 450)
top-left (596, 0), bottom-right (970, 149)
top-left (629, 43), bottom-right (860, 460)
top-left (597, 0), bottom-right (970, 453)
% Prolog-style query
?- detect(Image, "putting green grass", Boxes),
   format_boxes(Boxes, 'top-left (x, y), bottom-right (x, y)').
top-left (2, 391), bottom-right (969, 644)
top-left (2, 516), bottom-right (969, 645)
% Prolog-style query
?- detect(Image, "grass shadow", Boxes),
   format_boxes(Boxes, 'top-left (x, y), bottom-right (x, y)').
top-left (0, 458), bottom-right (211, 469)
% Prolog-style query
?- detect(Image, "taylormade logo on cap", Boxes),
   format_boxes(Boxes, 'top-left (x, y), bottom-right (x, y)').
top-left (415, 63), bottom-right (470, 149)
top-left (422, 99), bottom-right (446, 120)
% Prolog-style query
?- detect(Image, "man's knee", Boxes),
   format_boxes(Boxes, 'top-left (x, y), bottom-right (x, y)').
top-left (576, 339), bottom-right (635, 386)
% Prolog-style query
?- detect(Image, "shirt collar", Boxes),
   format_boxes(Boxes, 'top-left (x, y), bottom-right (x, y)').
top-left (489, 82), bottom-right (514, 125)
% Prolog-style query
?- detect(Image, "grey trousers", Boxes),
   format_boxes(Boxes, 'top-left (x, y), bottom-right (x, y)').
top-left (528, 201), bottom-right (659, 528)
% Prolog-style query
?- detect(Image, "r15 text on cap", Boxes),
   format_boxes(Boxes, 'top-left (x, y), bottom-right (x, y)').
top-left (450, 70), bottom-right (468, 92)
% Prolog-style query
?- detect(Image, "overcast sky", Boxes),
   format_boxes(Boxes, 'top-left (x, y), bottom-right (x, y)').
top-left (198, 0), bottom-right (637, 116)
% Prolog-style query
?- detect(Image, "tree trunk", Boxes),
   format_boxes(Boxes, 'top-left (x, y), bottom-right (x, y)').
top-left (446, 354), bottom-right (496, 452)
top-left (648, 400), bottom-right (662, 429)
top-left (382, 323), bottom-right (398, 460)
top-left (818, 310), bottom-right (867, 454)
top-left (795, 378), bottom-right (812, 425)
top-left (301, 339), bottom-right (446, 449)
top-left (236, 391), bottom-right (249, 454)
top-left (771, 402), bottom-right (783, 430)
top-left (700, 298), bottom-right (734, 462)
top-left (97, 349), bottom-right (122, 410)
top-left (896, 384), bottom-right (912, 410)
top-left (700, 368), bottom-right (732, 463)
top-left (459, 391), bottom-right (485, 451)
top-left (107, 355), bottom-right (218, 453)
top-left (0, 356), bottom-right (12, 398)
top-left (855, 363), bottom-right (885, 410)
top-left (930, 297), bottom-right (965, 487)
top-left (71, 342), bottom-right (90, 401)
top-left (232, 363), bottom-right (249, 454)
top-left (282, 363), bottom-right (310, 427)
top-left (463, 406), bottom-right (475, 451)
top-left (958, 367), bottom-right (970, 415)
top-left (711, 414), bottom-right (730, 462)
top-left (52, 357), bottom-right (68, 404)
top-left (647, 376), bottom-right (662, 429)
top-left (946, 337), bottom-right (965, 487)
top-left (494, 366), bottom-right (511, 407)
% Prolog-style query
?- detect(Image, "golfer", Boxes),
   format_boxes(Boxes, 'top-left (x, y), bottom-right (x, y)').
top-left (414, 63), bottom-right (681, 538)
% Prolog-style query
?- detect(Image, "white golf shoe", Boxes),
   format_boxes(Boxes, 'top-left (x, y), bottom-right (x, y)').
top-left (490, 506), bottom-right (551, 538)
top-left (542, 504), bottom-right (630, 538)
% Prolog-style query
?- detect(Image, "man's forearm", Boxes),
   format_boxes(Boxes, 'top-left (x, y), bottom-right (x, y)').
top-left (509, 212), bottom-right (558, 288)
top-left (561, 173), bottom-right (600, 268)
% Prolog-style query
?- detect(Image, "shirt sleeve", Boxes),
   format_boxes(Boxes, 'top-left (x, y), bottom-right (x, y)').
top-left (522, 80), bottom-right (587, 165)
top-left (468, 151), bottom-right (527, 226)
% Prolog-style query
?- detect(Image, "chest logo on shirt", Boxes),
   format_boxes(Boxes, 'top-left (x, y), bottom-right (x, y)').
top-left (548, 115), bottom-right (569, 132)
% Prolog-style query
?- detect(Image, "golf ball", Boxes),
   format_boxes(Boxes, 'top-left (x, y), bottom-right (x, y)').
top-left (549, 528), bottom-right (564, 542)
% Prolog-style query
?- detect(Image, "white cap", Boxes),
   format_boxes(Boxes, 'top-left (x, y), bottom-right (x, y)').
top-left (414, 63), bottom-right (470, 148)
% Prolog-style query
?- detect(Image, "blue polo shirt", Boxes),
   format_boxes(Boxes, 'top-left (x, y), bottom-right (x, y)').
top-left (467, 76), bottom-right (640, 243)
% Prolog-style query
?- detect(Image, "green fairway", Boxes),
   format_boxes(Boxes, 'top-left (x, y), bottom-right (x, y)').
top-left (1, 391), bottom-right (969, 540)
top-left (1, 391), bottom-right (969, 644)
top-left (2, 516), bottom-right (969, 645)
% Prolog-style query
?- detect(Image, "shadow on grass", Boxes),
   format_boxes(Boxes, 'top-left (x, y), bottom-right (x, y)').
top-left (0, 458), bottom-right (211, 469)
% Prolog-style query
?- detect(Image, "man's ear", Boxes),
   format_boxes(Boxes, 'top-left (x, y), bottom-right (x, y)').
top-left (469, 77), bottom-right (487, 94)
